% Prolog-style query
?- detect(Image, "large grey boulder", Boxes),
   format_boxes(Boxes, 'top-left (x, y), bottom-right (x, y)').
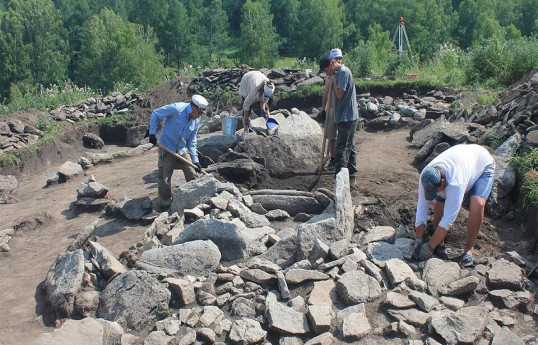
top-left (360, 226), bottom-right (396, 245)
top-left (487, 258), bottom-right (524, 290)
top-left (229, 318), bottom-right (267, 344)
top-left (33, 317), bottom-right (124, 345)
top-left (227, 199), bottom-right (270, 228)
top-left (429, 307), bottom-right (488, 345)
top-left (277, 111), bottom-right (323, 166)
top-left (251, 194), bottom-right (322, 216)
top-left (58, 161), bottom-right (83, 182)
top-left (82, 133), bottom-right (105, 149)
top-left (494, 133), bottom-right (522, 160)
top-left (236, 135), bottom-right (294, 174)
top-left (96, 270), bottom-right (171, 331)
top-left (87, 241), bottom-right (126, 279)
top-left (493, 157), bottom-right (516, 198)
top-left (122, 196), bottom-right (152, 220)
top-left (336, 270), bottom-right (383, 304)
top-left (138, 240), bottom-right (221, 275)
top-left (236, 112), bottom-right (322, 174)
top-left (422, 258), bottom-right (461, 296)
top-left (335, 168), bottom-right (354, 239)
top-left (411, 120), bottom-right (469, 148)
top-left (171, 174), bottom-right (219, 214)
top-left (296, 213), bottom-right (337, 261)
top-left (125, 125), bottom-right (148, 147)
top-left (255, 228), bottom-right (298, 265)
top-left (366, 241), bottom-right (404, 267)
top-left (44, 249), bottom-right (85, 319)
top-left (197, 134), bottom-right (239, 162)
top-left (174, 218), bottom-right (271, 261)
top-left (491, 327), bottom-right (526, 345)
top-left (266, 301), bottom-right (310, 334)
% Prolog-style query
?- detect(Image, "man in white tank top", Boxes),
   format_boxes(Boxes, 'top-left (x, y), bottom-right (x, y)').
top-left (414, 144), bottom-right (495, 267)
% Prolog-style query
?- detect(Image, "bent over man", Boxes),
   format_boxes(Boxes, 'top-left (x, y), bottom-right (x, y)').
top-left (149, 95), bottom-right (209, 210)
top-left (414, 144), bottom-right (495, 267)
top-left (238, 70), bottom-right (275, 134)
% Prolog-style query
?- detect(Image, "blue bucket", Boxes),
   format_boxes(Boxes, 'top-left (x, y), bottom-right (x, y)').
top-left (222, 117), bottom-right (238, 136)
top-left (266, 117), bottom-right (279, 131)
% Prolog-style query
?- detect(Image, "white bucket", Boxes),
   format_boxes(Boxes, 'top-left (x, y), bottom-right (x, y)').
top-left (221, 117), bottom-right (238, 136)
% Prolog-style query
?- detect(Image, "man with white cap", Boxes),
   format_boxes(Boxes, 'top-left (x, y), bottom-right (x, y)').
top-left (148, 94), bottom-right (209, 210)
top-left (318, 53), bottom-right (359, 185)
top-left (321, 48), bottom-right (344, 171)
top-left (238, 70), bottom-right (275, 135)
top-left (414, 144), bottom-right (495, 266)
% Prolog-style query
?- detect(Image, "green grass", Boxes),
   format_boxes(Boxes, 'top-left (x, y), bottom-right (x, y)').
top-left (522, 173), bottom-right (538, 207)
top-left (95, 112), bottom-right (138, 126)
top-left (510, 146), bottom-right (538, 176)
top-left (510, 146), bottom-right (538, 207)
top-left (0, 83), bottom-right (101, 116)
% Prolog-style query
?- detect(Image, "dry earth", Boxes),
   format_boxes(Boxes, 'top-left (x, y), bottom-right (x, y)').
top-left (0, 122), bottom-right (534, 343)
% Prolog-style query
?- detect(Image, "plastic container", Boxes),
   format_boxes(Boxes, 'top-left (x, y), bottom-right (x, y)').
top-left (221, 117), bottom-right (238, 136)
top-left (266, 117), bottom-right (279, 131)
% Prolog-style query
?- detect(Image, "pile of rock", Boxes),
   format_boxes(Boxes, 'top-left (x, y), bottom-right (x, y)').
top-left (189, 66), bottom-right (323, 95)
top-left (36, 170), bottom-right (536, 344)
top-left (0, 117), bottom-right (44, 155)
top-left (49, 91), bottom-right (141, 122)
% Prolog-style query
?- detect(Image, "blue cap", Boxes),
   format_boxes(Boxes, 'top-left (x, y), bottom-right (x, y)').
top-left (421, 167), bottom-right (441, 201)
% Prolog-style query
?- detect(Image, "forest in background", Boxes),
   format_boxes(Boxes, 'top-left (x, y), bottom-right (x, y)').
top-left (0, 0), bottom-right (537, 105)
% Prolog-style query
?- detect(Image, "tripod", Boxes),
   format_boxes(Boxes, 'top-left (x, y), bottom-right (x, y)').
top-left (390, 17), bottom-right (417, 70)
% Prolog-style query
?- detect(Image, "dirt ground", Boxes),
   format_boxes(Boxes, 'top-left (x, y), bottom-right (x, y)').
top-left (0, 123), bottom-right (535, 344)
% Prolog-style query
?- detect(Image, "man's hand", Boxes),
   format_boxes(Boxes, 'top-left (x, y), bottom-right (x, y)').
top-left (418, 242), bottom-right (434, 261)
top-left (149, 134), bottom-right (157, 145)
top-left (412, 238), bottom-right (423, 260)
top-left (194, 162), bottom-right (202, 173)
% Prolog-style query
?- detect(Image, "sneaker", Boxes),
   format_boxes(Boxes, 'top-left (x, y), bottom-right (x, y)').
top-left (323, 158), bottom-right (336, 171)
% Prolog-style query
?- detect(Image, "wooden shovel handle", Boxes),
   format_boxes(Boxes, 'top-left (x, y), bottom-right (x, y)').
top-left (156, 142), bottom-right (208, 175)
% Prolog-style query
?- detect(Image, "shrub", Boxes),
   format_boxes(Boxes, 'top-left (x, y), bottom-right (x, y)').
top-left (464, 36), bottom-right (538, 86)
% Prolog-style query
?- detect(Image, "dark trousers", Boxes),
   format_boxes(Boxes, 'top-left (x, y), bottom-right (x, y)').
top-left (335, 120), bottom-right (358, 177)
top-left (157, 149), bottom-right (197, 209)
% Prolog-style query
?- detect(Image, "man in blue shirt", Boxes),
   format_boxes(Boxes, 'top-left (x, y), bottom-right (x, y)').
top-left (319, 54), bottom-right (359, 186)
top-left (148, 95), bottom-right (209, 210)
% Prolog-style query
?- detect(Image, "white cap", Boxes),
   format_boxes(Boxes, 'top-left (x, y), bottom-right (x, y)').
top-left (330, 48), bottom-right (343, 59)
top-left (191, 94), bottom-right (208, 109)
top-left (262, 82), bottom-right (275, 104)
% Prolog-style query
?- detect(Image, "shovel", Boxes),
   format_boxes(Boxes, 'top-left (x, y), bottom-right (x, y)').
top-left (156, 142), bottom-right (208, 175)
top-left (307, 85), bottom-right (334, 191)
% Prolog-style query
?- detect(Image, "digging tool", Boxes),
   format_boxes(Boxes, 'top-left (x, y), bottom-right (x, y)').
top-left (156, 142), bottom-right (208, 175)
top-left (307, 83), bottom-right (334, 191)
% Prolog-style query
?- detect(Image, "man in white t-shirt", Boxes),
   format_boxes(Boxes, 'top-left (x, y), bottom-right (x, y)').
top-left (414, 144), bottom-right (495, 267)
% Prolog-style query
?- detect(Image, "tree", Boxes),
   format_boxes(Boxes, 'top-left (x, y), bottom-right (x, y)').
top-left (76, 8), bottom-right (165, 92)
top-left (223, 0), bottom-right (245, 35)
top-left (8, 0), bottom-right (68, 87)
top-left (0, 7), bottom-right (32, 99)
top-left (201, 0), bottom-right (230, 63)
top-left (472, 12), bottom-right (503, 45)
top-left (293, 0), bottom-right (343, 59)
top-left (457, 0), bottom-right (496, 48)
top-left (239, 0), bottom-right (280, 67)
top-left (270, 0), bottom-right (299, 54)
top-left (517, 0), bottom-right (538, 36)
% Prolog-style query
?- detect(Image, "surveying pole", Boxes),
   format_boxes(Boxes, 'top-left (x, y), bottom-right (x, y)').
top-left (390, 16), bottom-right (417, 69)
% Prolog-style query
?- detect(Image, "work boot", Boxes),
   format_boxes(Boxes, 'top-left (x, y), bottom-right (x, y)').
top-left (323, 158), bottom-right (336, 171)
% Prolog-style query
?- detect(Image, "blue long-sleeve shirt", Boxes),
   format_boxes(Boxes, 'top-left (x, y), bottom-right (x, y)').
top-left (149, 102), bottom-right (200, 164)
